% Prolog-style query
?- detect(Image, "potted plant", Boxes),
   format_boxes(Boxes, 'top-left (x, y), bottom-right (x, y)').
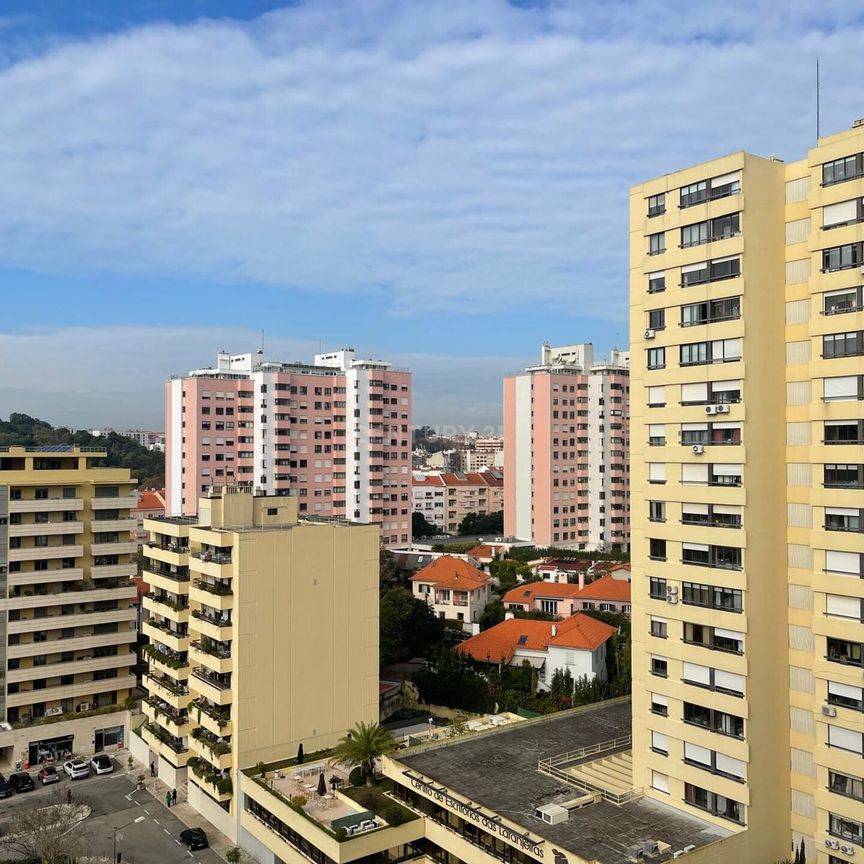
top-left (136, 773), bottom-right (146, 790)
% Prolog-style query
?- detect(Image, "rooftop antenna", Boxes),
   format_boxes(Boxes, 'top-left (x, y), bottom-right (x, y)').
top-left (257, 330), bottom-right (264, 356)
top-left (816, 56), bottom-right (821, 141)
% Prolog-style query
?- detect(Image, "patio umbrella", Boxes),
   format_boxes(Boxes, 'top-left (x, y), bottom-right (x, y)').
top-left (296, 743), bottom-right (304, 765)
top-left (317, 771), bottom-right (327, 796)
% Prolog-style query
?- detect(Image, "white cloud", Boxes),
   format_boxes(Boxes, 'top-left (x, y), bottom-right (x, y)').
top-left (0, 326), bottom-right (527, 430)
top-left (0, 0), bottom-right (862, 318)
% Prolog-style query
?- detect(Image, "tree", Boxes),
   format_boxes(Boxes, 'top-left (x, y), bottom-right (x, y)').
top-left (458, 511), bottom-right (504, 536)
top-left (413, 648), bottom-right (493, 713)
top-left (379, 548), bottom-right (406, 591)
top-left (379, 587), bottom-right (444, 665)
top-left (479, 599), bottom-right (504, 630)
top-left (330, 721), bottom-right (394, 786)
top-left (489, 559), bottom-right (529, 594)
top-left (2, 792), bottom-right (91, 864)
top-left (412, 511), bottom-right (438, 539)
top-left (548, 668), bottom-right (574, 710)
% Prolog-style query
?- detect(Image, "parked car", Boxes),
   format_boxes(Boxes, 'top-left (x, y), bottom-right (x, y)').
top-left (90, 753), bottom-right (113, 775)
top-left (38, 766), bottom-right (60, 785)
top-left (63, 759), bottom-right (89, 780)
top-left (0, 775), bottom-right (13, 798)
top-left (9, 772), bottom-right (34, 793)
top-left (179, 828), bottom-right (209, 851)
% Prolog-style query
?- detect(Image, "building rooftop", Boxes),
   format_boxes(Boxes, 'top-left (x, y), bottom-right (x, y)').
top-left (576, 576), bottom-right (631, 602)
top-left (411, 556), bottom-right (491, 589)
top-left (399, 699), bottom-right (731, 864)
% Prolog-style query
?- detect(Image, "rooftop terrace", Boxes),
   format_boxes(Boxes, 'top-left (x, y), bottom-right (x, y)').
top-left (398, 698), bottom-right (732, 864)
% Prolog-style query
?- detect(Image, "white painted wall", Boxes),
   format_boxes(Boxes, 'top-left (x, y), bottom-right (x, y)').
top-left (188, 778), bottom-right (237, 841)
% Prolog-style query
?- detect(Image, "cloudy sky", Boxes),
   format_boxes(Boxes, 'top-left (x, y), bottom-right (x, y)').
top-left (1, 0), bottom-right (863, 431)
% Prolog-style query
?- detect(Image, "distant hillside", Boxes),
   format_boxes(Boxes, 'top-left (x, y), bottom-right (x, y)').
top-left (0, 413), bottom-right (164, 488)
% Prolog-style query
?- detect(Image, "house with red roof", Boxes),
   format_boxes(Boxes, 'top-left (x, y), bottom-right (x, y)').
top-left (457, 614), bottom-right (616, 688)
top-left (130, 489), bottom-right (166, 544)
top-left (503, 575), bottom-right (631, 617)
top-left (411, 556), bottom-right (493, 628)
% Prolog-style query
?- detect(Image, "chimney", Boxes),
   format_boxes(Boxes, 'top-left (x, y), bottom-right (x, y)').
top-left (578, 570), bottom-right (585, 590)
top-left (505, 611), bottom-right (514, 621)
top-left (551, 624), bottom-right (557, 637)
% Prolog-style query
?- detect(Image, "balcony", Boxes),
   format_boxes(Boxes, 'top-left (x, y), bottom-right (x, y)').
top-left (190, 667), bottom-right (232, 705)
top-left (9, 498), bottom-right (83, 513)
top-left (7, 607), bottom-right (137, 634)
top-left (8, 567), bottom-right (84, 587)
top-left (8, 545), bottom-right (84, 563)
top-left (143, 619), bottom-right (189, 652)
top-left (144, 673), bottom-right (190, 709)
top-left (191, 609), bottom-right (232, 640)
top-left (143, 566), bottom-right (190, 595)
top-left (191, 699), bottom-right (232, 737)
top-left (7, 651), bottom-right (136, 684)
top-left (91, 495), bottom-right (138, 510)
top-left (143, 593), bottom-right (189, 621)
top-left (189, 729), bottom-right (233, 770)
top-left (140, 722), bottom-right (189, 766)
top-left (143, 645), bottom-right (189, 681)
top-left (91, 518), bottom-right (137, 533)
top-left (7, 584), bottom-right (137, 610)
top-left (190, 581), bottom-right (233, 611)
top-left (188, 757), bottom-right (233, 802)
top-left (9, 522), bottom-right (84, 537)
top-left (91, 541), bottom-right (138, 557)
top-left (5, 673), bottom-right (137, 708)
top-left (143, 698), bottom-right (191, 737)
top-left (7, 630), bottom-right (134, 660)
top-left (91, 562), bottom-right (136, 580)
top-left (191, 554), bottom-right (234, 581)
top-left (190, 640), bottom-right (232, 675)
top-left (145, 543), bottom-right (189, 568)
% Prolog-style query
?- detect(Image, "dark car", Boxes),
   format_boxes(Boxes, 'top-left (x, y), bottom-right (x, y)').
top-left (38, 766), bottom-right (60, 785)
top-left (0, 775), bottom-right (12, 799)
top-left (9, 772), bottom-right (34, 793)
top-left (179, 828), bottom-right (208, 851)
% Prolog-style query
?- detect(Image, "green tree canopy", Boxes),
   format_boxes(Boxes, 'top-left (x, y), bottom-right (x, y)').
top-left (329, 721), bottom-right (395, 786)
top-left (458, 510), bottom-right (503, 536)
top-left (412, 511), bottom-right (438, 539)
top-left (380, 587), bottom-right (444, 665)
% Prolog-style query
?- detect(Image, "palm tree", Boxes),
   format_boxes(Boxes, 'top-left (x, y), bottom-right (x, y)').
top-left (329, 721), bottom-right (395, 787)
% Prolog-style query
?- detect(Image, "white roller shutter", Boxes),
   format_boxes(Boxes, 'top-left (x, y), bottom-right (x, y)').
top-left (681, 382), bottom-right (708, 402)
top-left (712, 422), bottom-right (740, 430)
top-left (826, 594), bottom-right (861, 618)
top-left (829, 726), bottom-right (863, 752)
top-left (683, 542), bottom-right (709, 552)
top-left (712, 463), bottom-right (743, 476)
top-left (651, 731), bottom-right (669, 752)
top-left (651, 771), bottom-right (670, 794)
top-left (648, 463), bottom-right (667, 483)
top-left (714, 627), bottom-right (744, 642)
top-left (826, 419), bottom-right (854, 427)
top-left (714, 669), bottom-right (745, 694)
top-left (682, 464), bottom-right (708, 484)
top-left (648, 424), bottom-right (666, 437)
top-left (716, 338), bottom-right (741, 360)
top-left (682, 423), bottom-right (709, 432)
top-left (715, 753), bottom-right (746, 779)
top-left (828, 681), bottom-right (863, 701)
top-left (682, 502), bottom-right (710, 515)
top-left (648, 386), bottom-right (666, 405)
top-left (826, 550), bottom-right (860, 575)
top-left (651, 693), bottom-right (668, 708)
top-left (827, 507), bottom-right (860, 517)
top-left (711, 171), bottom-right (741, 188)
top-left (823, 199), bottom-right (859, 227)
top-left (712, 254), bottom-right (739, 265)
top-left (711, 379), bottom-right (742, 392)
top-left (712, 504), bottom-right (741, 515)
top-left (682, 662), bottom-right (711, 685)
top-left (681, 261), bottom-right (707, 275)
top-left (684, 742), bottom-right (712, 765)
top-left (824, 376), bottom-right (858, 400)
top-left (648, 270), bottom-right (665, 280)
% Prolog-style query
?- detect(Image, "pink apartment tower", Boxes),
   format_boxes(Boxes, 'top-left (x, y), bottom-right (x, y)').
top-left (165, 348), bottom-right (412, 545)
top-left (503, 343), bottom-right (630, 551)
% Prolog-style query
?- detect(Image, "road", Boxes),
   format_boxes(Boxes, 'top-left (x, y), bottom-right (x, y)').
top-left (0, 772), bottom-right (223, 864)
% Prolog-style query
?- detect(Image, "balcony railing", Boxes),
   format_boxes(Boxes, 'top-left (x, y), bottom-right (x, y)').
top-left (191, 698), bottom-right (231, 728)
top-left (191, 639), bottom-right (231, 660)
top-left (142, 721), bottom-right (188, 754)
top-left (192, 609), bottom-right (231, 628)
top-left (145, 565), bottom-right (190, 583)
top-left (192, 550), bottom-right (233, 565)
top-left (145, 592), bottom-right (189, 612)
top-left (145, 617), bottom-right (189, 639)
top-left (191, 667), bottom-right (231, 690)
top-left (144, 672), bottom-right (189, 698)
top-left (193, 579), bottom-right (232, 597)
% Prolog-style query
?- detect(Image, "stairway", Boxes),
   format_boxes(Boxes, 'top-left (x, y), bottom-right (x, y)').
top-left (565, 750), bottom-right (634, 797)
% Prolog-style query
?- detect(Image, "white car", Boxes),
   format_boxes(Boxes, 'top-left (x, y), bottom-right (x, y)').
top-left (90, 754), bottom-right (113, 775)
top-left (63, 759), bottom-right (89, 780)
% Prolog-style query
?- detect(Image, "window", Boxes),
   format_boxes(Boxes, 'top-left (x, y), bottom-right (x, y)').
top-left (647, 347), bottom-right (666, 369)
top-left (650, 618), bottom-right (668, 639)
top-left (649, 577), bottom-right (667, 600)
top-left (681, 213), bottom-right (740, 248)
top-left (825, 420), bottom-right (864, 444)
top-left (684, 783), bottom-right (744, 824)
top-left (829, 771), bottom-right (864, 802)
top-left (824, 331), bottom-right (864, 358)
top-left (825, 507), bottom-right (864, 533)
top-left (823, 153), bottom-right (864, 186)
top-left (648, 463), bottom-right (666, 484)
top-left (648, 424), bottom-right (666, 446)
top-left (649, 501), bottom-right (666, 522)
top-left (827, 637), bottom-right (863, 667)
top-left (682, 581), bottom-right (742, 612)
top-left (682, 503), bottom-right (741, 528)
top-left (651, 730), bottom-right (669, 754)
top-left (680, 180), bottom-right (708, 208)
top-left (682, 543), bottom-right (741, 569)
top-left (681, 297), bottom-right (741, 327)
top-left (829, 813), bottom-right (863, 845)
top-left (824, 287), bottom-right (863, 315)
top-left (647, 385), bottom-right (666, 406)
top-left (650, 656), bottom-right (668, 678)
top-left (683, 702), bottom-right (745, 739)
top-left (650, 693), bottom-right (669, 716)
top-left (828, 681), bottom-right (863, 711)
top-left (682, 662), bottom-right (744, 696)
top-left (680, 338), bottom-right (741, 366)
top-left (648, 308), bottom-right (665, 330)
top-left (648, 272), bottom-right (666, 293)
top-left (709, 463), bottom-right (742, 486)
top-left (823, 242), bottom-right (864, 272)
top-left (683, 622), bottom-right (744, 654)
top-left (648, 232), bottom-right (665, 255)
top-left (825, 463), bottom-right (864, 488)
top-left (681, 256), bottom-right (741, 286)
top-left (649, 538), bottom-right (667, 561)
top-left (647, 193), bottom-right (666, 217)
top-left (824, 197), bottom-right (864, 229)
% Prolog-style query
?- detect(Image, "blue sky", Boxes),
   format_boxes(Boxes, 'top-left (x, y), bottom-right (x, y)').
top-left (1, 0), bottom-right (863, 430)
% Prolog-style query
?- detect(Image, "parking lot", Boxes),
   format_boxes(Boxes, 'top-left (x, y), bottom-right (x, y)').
top-left (0, 770), bottom-right (224, 864)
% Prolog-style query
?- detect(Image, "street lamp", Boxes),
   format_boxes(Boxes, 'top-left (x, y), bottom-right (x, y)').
top-left (113, 815), bottom-right (145, 863)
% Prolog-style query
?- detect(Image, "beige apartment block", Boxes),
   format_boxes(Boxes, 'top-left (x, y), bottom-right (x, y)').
top-left (630, 120), bottom-right (864, 863)
top-left (0, 445), bottom-right (138, 767)
top-left (137, 487), bottom-right (379, 839)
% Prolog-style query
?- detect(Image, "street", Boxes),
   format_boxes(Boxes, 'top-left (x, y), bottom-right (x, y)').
top-left (0, 773), bottom-right (224, 864)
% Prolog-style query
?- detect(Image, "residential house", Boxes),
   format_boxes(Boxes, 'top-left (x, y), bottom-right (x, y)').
top-left (410, 556), bottom-right (493, 626)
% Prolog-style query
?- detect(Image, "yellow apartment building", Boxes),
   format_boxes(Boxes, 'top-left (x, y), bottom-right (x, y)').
top-left (0, 445), bottom-right (138, 766)
top-left (630, 119), bottom-right (864, 863)
top-left (134, 486), bottom-right (380, 839)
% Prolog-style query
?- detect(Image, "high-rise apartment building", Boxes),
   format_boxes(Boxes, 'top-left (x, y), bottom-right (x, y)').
top-left (503, 343), bottom-right (630, 550)
top-left (630, 120), bottom-right (864, 863)
top-left (412, 469), bottom-right (504, 535)
top-left (135, 487), bottom-right (379, 839)
top-left (165, 349), bottom-right (412, 545)
top-left (0, 446), bottom-right (138, 763)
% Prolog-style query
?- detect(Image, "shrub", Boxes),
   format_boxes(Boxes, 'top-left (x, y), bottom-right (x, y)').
top-left (335, 827), bottom-right (348, 842)
top-left (382, 805), bottom-right (405, 826)
top-left (289, 795), bottom-right (307, 810)
top-left (348, 766), bottom-right (365, 787)
top-left (226, 849), bottom-right (241, 864)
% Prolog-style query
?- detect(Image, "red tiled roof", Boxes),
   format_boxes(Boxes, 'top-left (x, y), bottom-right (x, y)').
top-left (457, 614), bottom-right (615, 664)
top-left (466, 544), bottom-right (496, 559)
top-left (134, 490), bottom-right (166, 512)
top-left (502, 580), bottom-right (582, 605)
top-left (411, 555), bottom-right (491, 590)
top-left (605, 562), bottom-right (632, 573)
top-left (412, 474), bottom-right (446, 487)
top-left (541, 558), bottom-right (592, 571)
top-left (576, 575), bottom-right (631, 602)
top-left (439, 470), bottom-right (503, 488)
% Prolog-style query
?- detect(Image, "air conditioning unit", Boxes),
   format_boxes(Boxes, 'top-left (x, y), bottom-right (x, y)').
top-left (822, 704), bottom-right (837, 717)
top-left (841, 845), bottom-right (855, 855)
top-left (716, 403), bottom-right (731, 413)
top-left (77, 702), bottom-right (91, 712)
top-left (825, 839), bottom-right (840, 850)
top-left (705, 405), bottom-right (718, 415)
top-left (644, 329), bottom-right (656, 340)
top-left (666, 585), bottom-right (678, 604)
top-left (692, 444), bottom-right (705, 455)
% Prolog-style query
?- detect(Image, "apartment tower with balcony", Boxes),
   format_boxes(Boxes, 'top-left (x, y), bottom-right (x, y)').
top-left (0, 446), bottom-right (138, 764)
top-left (165, 348), bottom-right (412, 545)
top-left (503, 342), bottom-right (630, 550)
top-left (629, 119), bottom-right (864, 863)
top-left (137, 486), bottom-right (379, 840)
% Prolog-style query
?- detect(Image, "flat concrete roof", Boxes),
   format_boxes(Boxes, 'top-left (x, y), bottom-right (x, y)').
top-left (399, 699), bottom-right (731, 864)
